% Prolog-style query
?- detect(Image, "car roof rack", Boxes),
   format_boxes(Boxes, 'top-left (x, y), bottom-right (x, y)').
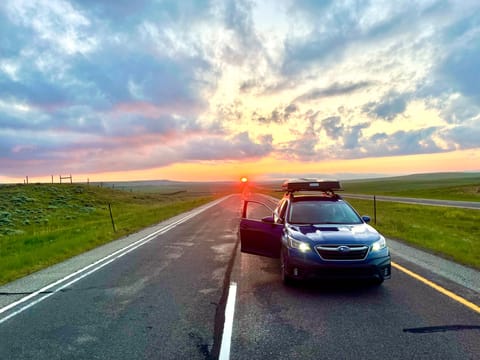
top-left (282, 179), bottom-right (342, 195)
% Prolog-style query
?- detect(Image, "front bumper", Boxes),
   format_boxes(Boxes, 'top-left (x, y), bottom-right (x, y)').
top-left (284, 248), bottom-right (391, 281)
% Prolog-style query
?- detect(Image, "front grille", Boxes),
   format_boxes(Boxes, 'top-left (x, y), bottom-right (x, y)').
top-left (315, 245), bottom-right (369, 260)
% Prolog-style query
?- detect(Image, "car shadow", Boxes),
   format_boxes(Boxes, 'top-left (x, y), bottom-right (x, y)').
top-left (283, 277), bottom-right (387, 296)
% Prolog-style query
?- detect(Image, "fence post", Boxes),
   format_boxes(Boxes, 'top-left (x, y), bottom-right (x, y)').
top-left (373, 195), bottom-right (377, 225)
top-left (108, 203), bottom-right (116, 232)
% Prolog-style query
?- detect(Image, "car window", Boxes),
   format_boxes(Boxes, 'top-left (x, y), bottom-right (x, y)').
top-left (288, 200), bottom-right (362, 224)
top-left (274, 199), bottom-right (288, 223)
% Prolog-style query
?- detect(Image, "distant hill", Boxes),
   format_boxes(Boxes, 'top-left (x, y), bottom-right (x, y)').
top-left (341, 172), bottom-right (480, 201)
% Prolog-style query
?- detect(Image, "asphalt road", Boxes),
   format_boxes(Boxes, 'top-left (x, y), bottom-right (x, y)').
top-left (1, 194), bottom-right (479, 359)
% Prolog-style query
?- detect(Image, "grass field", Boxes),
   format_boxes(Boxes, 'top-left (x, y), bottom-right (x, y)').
top-left (345, 198), bottom-right (480, 269)
top-left (341, 172), bottom-right (480, 201)
top-left (0, 183), bottom-right (235, 285)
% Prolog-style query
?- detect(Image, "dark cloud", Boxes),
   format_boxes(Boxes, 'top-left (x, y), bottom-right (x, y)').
top-left (182, 131), bottom-right (273, 160)
top-left (438, 37), bottom-right (480, 102)
top-left (284, 104), bottom-right (298, 119)
top-left (363, 92), bottom-right (409, 121)
top-left (343, 124), bottom-right (369, 150)
top-left (320, 117), bottom-right (369, 150)
top-left (253, 104), bottom-right (299, 124)
top-left (362, 127), bottom-right (442, 157)
top-left (296, 81), bottom-right (374, 102)
top-left (440, 124), bottom-right (480, 149)
top-left (321, 116), bottom-right (343, 139)
top-left (220, 0), bottom-right (264, 66)
top-left (274, 123), bottom-right (449, 162)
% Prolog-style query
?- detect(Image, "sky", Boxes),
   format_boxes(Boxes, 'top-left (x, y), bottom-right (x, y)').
top-left (1, 0), bottom-right (479, 183)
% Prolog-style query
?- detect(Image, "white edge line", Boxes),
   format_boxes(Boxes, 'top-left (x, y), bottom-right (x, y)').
top-left (219, 281), bottom-right (237, 360)
top-left (0, 196), bottom-right (231, 323)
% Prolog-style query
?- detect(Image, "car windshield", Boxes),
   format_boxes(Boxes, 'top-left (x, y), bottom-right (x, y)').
top-left (288, 200), bottom-right (363, 225)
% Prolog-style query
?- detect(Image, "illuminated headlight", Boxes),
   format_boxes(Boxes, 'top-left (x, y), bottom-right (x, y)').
top-left (372, 236), bottom-right (386, 252)
top-left (289, 237), bottom-right (311, 252)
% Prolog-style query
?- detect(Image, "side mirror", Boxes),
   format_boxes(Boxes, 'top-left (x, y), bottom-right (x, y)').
top-left (261, 216), bottom-right (275, 224)
top-left (362, 215), bottom-right (371, 223)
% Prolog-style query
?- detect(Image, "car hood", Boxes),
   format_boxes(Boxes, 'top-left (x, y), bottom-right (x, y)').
top-left (287, 223), bottom-right (381, 244)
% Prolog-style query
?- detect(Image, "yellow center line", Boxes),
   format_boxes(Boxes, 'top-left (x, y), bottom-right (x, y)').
top-left (391, 261), bottom-right (480, 314)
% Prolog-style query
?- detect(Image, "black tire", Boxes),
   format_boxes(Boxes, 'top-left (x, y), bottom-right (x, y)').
top-left (281, 249), bottom-right (295, 286)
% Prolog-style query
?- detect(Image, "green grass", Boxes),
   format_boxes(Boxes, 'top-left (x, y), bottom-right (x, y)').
top-left (344, 198), bottom-right (480, 269)
top-left (0, 183), bottom-right (219, 285)
top-left (342, 172), bottom-right (480, 201)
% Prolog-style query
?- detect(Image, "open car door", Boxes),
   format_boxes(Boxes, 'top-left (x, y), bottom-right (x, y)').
top-left (239, 200), bottom-right (283, 258)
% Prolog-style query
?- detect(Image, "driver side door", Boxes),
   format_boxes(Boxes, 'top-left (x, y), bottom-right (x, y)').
top-left (239, 200), bottom-right (283, 258)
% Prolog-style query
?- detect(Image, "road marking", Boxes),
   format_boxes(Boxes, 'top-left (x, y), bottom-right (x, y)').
top-left (392, 262), bottom-right (480, 314)
top-left (0, 196), bottom-right (231, 325)
top-left (219, 282), bottom-right (237, 360)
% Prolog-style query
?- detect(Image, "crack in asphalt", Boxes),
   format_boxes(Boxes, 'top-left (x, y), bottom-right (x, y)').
top-left (403, 325), bottom-right (480, 333)
top-left (0, 289), bottom-right (71, 296)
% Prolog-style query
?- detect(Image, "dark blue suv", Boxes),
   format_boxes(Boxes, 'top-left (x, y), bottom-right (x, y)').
top-left (239, 179), bottom-right (391, 285)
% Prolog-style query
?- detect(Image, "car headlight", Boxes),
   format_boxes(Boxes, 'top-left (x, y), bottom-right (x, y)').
top-left (289, 237), bottom-right (311, 252)
top-left (371, 236), bottom-right (386, 252)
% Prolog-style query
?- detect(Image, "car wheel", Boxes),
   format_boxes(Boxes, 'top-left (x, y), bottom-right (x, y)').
top-left (281, 249), bottom-right (295, 286)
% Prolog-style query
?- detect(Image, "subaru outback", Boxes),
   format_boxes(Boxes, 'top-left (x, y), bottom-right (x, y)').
top-left (239, 179), bottom-right (391, 285)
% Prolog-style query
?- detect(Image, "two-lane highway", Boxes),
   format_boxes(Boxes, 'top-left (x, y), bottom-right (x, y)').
top-left (1, 194), bottom-right (479, 359)
top-left (0, 196), bottom-right (242, 360)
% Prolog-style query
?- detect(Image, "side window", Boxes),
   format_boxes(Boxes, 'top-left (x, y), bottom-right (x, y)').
top-left (274, 200), bottom-right (289, 224)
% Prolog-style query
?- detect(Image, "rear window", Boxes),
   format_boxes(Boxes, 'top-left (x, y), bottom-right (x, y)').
top-left (288, 200), bottom-right (362, 224)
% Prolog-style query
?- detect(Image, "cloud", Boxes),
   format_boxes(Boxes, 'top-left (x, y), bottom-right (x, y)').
top-left (439, 122), bottom-right (480, 149)
top-left (284, 103), bottom-right (298, 120)
top-left (253, 104), bottom-right (299, 124)
top-left (437, 24), bottom-right (480, 101)
top-left (321, 116), bottom-right (343, 139)
top-left (219, 0), bottom-right (265, 67)
top-left (296, 81), bottom-right (374, 102)
top-left (1, 1), bottom-right (480, 179)
top-left (182, 131), bottom-right (273, 160)
top-left (363, 128), bottom-right (443, 157)
top-left (281, 1), bottom-right (417, 75)
top-left (363, 92), bottom-right (409, 121)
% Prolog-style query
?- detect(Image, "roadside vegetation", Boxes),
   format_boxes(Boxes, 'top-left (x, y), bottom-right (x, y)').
top-left (342, 172), bottom-right (480, 201)
top-left (345, 198), bottom-right (479, 269)
top-left (0, 183), bottom-right (218, 285)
